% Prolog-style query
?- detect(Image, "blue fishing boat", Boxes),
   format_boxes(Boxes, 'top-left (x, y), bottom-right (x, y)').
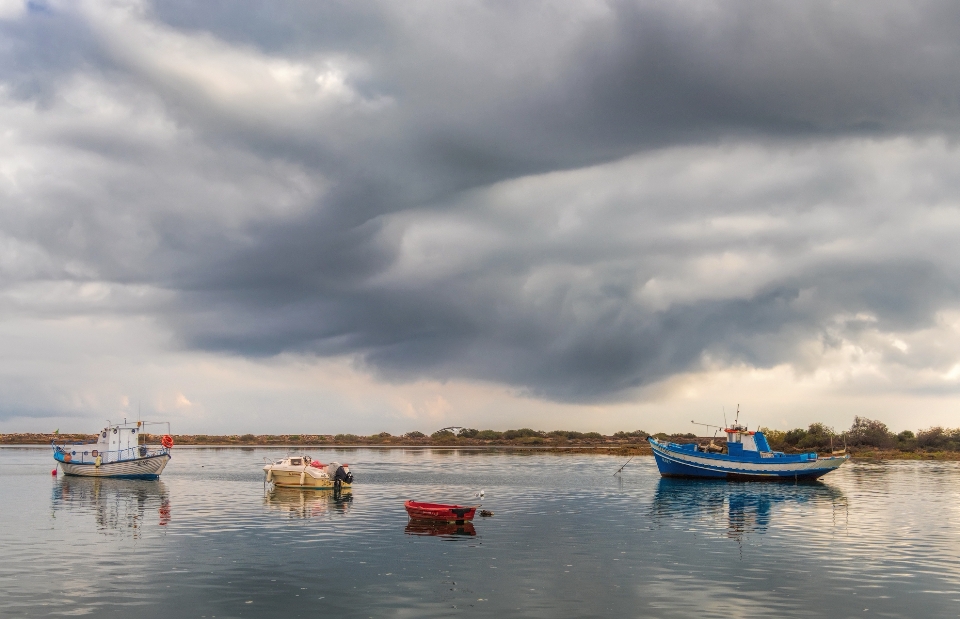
top-left (649, 422), bottom-right (848, 481)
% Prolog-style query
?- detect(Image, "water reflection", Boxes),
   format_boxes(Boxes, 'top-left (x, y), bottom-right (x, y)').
top-left (9, 448), bottom-right (956, 619)
top-left (51, 476), bottom-right (171, 536)
top-left (651, 478), bottom-right (847, 540)
top-left (404, 520), bottom-right (477, 537)
top-left (263, 487), bottom-right (353, 519)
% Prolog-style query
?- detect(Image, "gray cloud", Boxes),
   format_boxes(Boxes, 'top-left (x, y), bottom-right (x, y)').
top-left (3, 0), bottom-right (960, 409)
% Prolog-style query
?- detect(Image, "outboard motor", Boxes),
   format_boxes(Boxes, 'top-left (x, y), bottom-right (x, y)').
top-left (330, 462), bottom-right (353, 490)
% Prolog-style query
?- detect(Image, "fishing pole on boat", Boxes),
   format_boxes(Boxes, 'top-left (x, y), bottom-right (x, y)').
top-left (613, 456), bottom-right (633, 476)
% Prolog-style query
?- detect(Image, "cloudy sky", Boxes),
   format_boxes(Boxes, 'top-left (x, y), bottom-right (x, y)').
top-left (2, 0), bottom-right (960, 435)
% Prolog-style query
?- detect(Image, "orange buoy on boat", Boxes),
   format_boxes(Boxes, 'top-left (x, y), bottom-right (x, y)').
top-left (161, 435), bottom-right (174, 449)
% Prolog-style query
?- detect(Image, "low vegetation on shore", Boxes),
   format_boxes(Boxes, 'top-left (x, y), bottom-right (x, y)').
top-left (1, 428), bottom-right (648, 449)
top-left (761, 417), bottom-right (960, 460)
top-left (4, 417), bottom-right (959, 459)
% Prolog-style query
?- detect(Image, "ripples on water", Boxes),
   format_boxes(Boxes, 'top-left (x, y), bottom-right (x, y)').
top-left (1, 447), bottom-right (958, 618)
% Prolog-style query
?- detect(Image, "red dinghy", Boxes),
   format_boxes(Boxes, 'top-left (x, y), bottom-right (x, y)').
top-left (404, 500), bottom-right (479, 523)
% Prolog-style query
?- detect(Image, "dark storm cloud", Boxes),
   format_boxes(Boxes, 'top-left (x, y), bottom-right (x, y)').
top-left (174, 246), bottom-right (960, 402)
top-left (4, 0), bottom-right (960, 403)
top-left (139, 0), bottom-right (960, 169)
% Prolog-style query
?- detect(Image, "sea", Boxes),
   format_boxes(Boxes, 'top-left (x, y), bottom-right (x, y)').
top-left (1, 446), bottom-right (958, 618)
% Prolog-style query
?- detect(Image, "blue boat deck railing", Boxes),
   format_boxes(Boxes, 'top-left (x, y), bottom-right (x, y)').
top-left (654, 438), bottom-right (820, 462)
top-left (53, 444), bottom-right (170, 464)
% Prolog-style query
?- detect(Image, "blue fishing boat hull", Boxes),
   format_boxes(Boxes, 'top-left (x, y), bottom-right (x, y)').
top-left (650, 438), bottom-right (847, 481)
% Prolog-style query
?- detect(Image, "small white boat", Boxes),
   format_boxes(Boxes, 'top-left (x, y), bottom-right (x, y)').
top-left (263, 455), bottom-right (353, 490)
top-left (52, 420), bottom-right (173, 480)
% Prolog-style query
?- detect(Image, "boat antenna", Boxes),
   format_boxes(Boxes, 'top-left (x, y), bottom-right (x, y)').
top-left (613, 456), bottom-right (634, 476)
top-left (692, 420), bottom-right (723, 431)
top-left (723, 406), bottom-right (728, 429)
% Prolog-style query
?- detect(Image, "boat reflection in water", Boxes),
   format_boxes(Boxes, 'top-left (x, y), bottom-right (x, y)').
top-left (651, 478), bottom-right (846, 541)
top-left (51, 476), bottom-right (171, 536)
top-left (263, 487), bottom-right (353, 519)
top-left (404, 520), bottom-right (477, 537)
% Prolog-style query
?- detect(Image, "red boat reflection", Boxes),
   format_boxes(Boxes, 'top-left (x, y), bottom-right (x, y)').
top-left (404, 520), bottom-right (477, 537)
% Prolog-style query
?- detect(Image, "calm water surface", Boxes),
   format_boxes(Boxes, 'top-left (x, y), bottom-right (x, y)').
top-left (1, 447), bottom-right (959, 618)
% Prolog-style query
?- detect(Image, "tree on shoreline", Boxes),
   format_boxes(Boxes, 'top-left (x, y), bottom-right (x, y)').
top-left (917, 427), bottom-right (960, 451)
top-left (848, 417), bottom-right (894, 449)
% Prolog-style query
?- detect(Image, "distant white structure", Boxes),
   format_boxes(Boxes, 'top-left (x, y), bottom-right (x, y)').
top-left (437, 426), bottom-right (464, 435)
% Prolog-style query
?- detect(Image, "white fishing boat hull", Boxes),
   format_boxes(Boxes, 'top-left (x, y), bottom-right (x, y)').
top-left (59, 454), bottom-right (171, 479)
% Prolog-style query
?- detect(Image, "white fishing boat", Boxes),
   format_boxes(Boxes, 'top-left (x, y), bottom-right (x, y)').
top-left (52, 420), bottom-right (173, 479)
top-left (263, 455), bottom-right (353, 490)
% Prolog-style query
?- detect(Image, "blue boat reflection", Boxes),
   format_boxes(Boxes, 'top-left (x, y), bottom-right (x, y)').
top-left (651, 478), bottom-right (846, 540)
top-left (52, 476), bottom-right (171, 535)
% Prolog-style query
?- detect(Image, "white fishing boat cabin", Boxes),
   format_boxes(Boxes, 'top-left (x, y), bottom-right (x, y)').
top-left (55, 420), bottom-right (171, 465)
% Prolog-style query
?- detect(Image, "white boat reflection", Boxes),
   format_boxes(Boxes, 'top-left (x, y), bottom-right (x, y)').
top-left (651, 478), bottom-right (846, 540)
top-left (263, 487), bottom-right (353, 519)
top-left (51, 476), bottom-right (171, 536)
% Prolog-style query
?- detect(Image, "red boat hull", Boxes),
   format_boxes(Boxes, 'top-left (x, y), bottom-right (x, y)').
top-left (404, 500), bottom-right (478, 522)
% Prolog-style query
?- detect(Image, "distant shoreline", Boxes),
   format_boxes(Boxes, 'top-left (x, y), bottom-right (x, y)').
top-left (5, 433), bottom-right (960, 460)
